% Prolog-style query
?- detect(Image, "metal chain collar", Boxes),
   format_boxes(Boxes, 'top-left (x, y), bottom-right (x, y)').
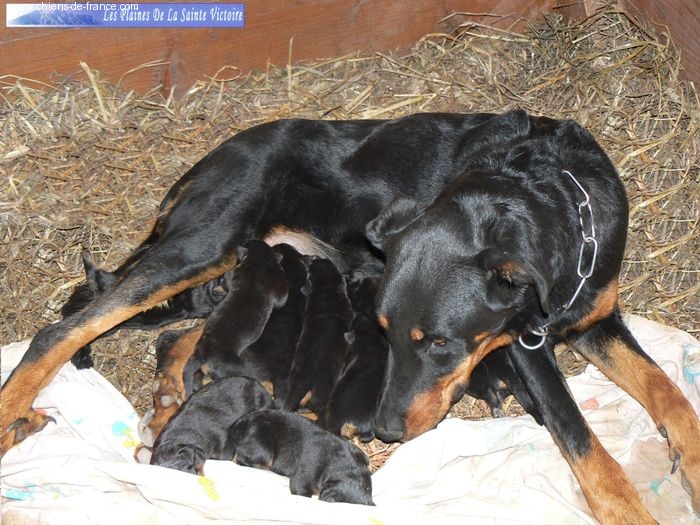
top-left (518, 170), bottom-right (598, 350)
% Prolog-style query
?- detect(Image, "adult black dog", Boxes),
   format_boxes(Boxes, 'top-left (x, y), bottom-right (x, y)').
top-left (3, 110), bottom-right (699, 523)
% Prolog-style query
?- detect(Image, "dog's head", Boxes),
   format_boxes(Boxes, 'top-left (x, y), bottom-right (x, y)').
top-left (368, 173), bottom-right (556, 442)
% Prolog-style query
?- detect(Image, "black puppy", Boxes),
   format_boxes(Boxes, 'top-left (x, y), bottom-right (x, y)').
top-left (151, 376), bottom-right (275, 474)
top-left (322, 276), bottom-right (388, 441)
top-left (463, 349), bottom-right (543, 423)
top-left (226, 409), bottom-right (373, 505)
top-left (184, 239), bottom-right (288, 394)
top-left (284, 258), bottom-right (353, 418)
top-left (235, 243), bottom-right (308, 400)
top-left (64, 251), bottom-right (227, 369)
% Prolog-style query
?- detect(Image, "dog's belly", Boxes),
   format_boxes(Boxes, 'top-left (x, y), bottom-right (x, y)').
top-left (263, 226), bottom-right (340, 260)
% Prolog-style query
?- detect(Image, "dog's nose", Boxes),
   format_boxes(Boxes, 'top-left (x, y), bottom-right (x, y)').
top-left (372, 417), bottom-right (404, 443)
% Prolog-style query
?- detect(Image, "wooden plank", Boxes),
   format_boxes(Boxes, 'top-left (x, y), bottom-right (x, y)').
top-left (2, 0), bottom-right (568, 95)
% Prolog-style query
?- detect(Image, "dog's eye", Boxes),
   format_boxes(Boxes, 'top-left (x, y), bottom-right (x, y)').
top-left (432, 337), bottom-right (447, 347)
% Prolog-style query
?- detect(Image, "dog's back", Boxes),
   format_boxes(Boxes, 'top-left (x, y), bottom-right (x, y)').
top-left (323, 276), bottom-right (388, 441)
top-left (237, 243), bottom-right (309, 400)
top-left (227, 409), bottom-right (373, 505)
top-left (184, 239), bottom-right (288, 391)
top-left (284, 258), bottom-right (353, 416)
top-left (151, 376), bottom-right (275, 474)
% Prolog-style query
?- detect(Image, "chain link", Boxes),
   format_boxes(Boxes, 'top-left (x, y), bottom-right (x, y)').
top-left (518, 170), bottom-right (598, 350)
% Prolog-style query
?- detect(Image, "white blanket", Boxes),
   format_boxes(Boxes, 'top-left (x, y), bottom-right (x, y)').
top-left (2, 314), bottom-right (699, 524)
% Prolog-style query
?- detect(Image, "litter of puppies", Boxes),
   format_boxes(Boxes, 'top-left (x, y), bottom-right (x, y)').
top-left (132, 240), bottom-right (543, 505)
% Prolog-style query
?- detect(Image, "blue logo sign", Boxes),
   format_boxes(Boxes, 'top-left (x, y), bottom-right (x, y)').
top-left (6, 3), bottom-right (245, 28)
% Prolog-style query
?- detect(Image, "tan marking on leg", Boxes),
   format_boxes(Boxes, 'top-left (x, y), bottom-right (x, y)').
top-left (147, 326), bottom-right (203, 442)
top-left (144, 255), bottom-right (237, 307)
top-left (299, 411), bottom-right (319, 422)
top-left (566, 433), bottom-right (656, 524)
top-left (573, 279), bottom-right (619, 332)
top-left (1, 304), bottom-right (144, 454)
top-left (582, 337), bottom-right (700, 513)
top-left (404, 333), bottom-right (514, 439)
top-left (1, 256), bottom-right (237, 456)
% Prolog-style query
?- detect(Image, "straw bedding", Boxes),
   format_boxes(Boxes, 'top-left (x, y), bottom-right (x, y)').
top-left (1, 4), bottom-right (698, 469)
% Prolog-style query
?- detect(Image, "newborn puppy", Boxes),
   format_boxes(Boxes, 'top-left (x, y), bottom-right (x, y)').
top-left (465, 349), bottom-right (543, 424)
top-left (183, 239), bottom-right (288, 394)
top-left (323, 276), bottom-right (388, 441)
top-left (234, 243), bottom-right (309, 400)
top-left (227, 409), bottom-right (373, 505)
top-left (284, 258), bottom-right (353, 418)
top-left (151, 376), bottom-right (275, 474)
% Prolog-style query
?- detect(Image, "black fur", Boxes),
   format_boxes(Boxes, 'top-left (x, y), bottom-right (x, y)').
top-left (236, 243), bottom-right (308, 401)
top-left (284, 258), bottom-right (353, 418)
top-left (151, 376), bottom-right (275, 475)
top-left (322, 276), bottom-right (388, 441)
top-left (183, 239), bottom-right (288, 394)
top-left (227, 409), bottom-right (373, 505)
top-left (66, 251), bottom-right (227, 369)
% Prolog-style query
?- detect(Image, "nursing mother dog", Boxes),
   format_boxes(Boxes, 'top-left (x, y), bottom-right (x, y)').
top-left (2, 109), bottom-right (698, 523)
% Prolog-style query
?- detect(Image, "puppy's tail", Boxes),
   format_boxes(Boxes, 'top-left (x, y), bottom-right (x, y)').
top-left (182, 354), bottom-right (203, 397)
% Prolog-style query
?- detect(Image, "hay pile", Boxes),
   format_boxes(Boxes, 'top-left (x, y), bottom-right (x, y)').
top-left (1, 4), bottom-right (698, 467)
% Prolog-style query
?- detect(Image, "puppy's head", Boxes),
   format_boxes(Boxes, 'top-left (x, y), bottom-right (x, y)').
top-left (150, 442), bottom-right (206, 475)
top-left (368, 175), bottom-right (553, 442)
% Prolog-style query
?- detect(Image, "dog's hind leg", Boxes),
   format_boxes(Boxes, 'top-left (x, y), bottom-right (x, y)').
top-left (140, 325), bottom-right (204, 449)
top-left (506, 341), bottom-right (656, 524)
top-left (0, 241), bottom-right (238, 456)
top-left (567, 309), bottom-right (700, 515)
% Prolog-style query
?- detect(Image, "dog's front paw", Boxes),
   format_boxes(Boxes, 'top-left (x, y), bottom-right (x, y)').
top-left (2, 410), bottom-right (56, 453)
top-left (672, 445), bottom-right (700, 515)
top-left (661, 421), bottom-right (700, 514)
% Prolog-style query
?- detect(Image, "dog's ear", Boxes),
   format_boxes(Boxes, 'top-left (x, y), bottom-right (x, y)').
top-left (483, 250), bottom-right (551, 314)
top-left (366, 197), bottom-right (425, 251)
top-left (518, 259), bottom-right (551, 315)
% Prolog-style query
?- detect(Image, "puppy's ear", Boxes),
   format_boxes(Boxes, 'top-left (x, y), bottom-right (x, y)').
top-left (235, 245), bottom-right (249, 263)
top-left (365, 197), bottom-right (425, 251)
top-left (344, 331), bottom-right (356, 345)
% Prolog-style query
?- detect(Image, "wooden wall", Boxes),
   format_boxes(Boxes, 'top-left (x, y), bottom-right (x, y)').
top-left (619, 0), bottom-right (700, 86)
top-left (1, 0), bottom-right (697, 95)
